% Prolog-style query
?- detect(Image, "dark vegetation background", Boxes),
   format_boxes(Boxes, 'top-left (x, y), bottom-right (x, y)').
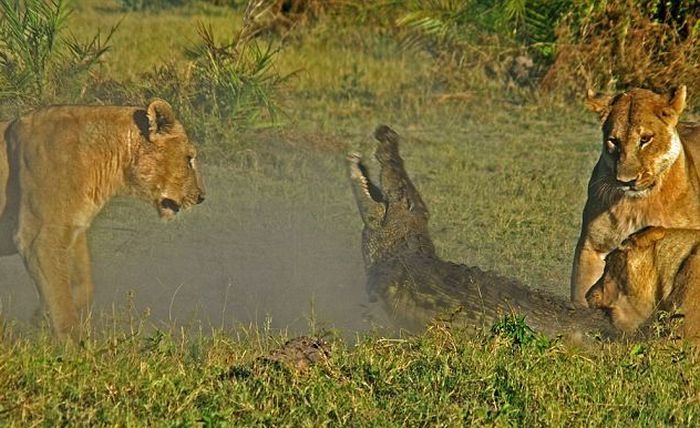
top-left (1, 1), bottom-right (700, 425)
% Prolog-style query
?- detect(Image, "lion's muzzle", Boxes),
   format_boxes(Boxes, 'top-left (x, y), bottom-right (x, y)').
top-left (158, 198), bottom-right (181, 220)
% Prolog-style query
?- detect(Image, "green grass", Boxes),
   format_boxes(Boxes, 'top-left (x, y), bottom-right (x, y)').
top-left (2, 326), bottom-right (700, 426)
top-left (1, 0), bottom-right (699, 425)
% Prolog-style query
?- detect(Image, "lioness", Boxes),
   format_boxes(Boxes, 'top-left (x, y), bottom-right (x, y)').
top-left (586, 227), bottom-right (700, 343)
top-left (0, 100), bottom-right (205, 339)
top-left (571, 85), bottom-right (700, 306)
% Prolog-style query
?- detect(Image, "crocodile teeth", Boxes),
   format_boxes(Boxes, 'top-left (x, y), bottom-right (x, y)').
top-left (360, 175), bottom-right (372, 198)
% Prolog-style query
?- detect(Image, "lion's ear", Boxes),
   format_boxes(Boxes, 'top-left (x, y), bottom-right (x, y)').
top-left (586, 278), bottom-right (617, 308)
top-left (147, 99), bottom-right (176, 138)
top-left (620, 226), bottom-right (666, 251)
top-left (584, 89), bottom-right (612, 121)
top-left (668, 85), bottom-right (686, 115)
top-left (660, 85), bottom-right (686, 123)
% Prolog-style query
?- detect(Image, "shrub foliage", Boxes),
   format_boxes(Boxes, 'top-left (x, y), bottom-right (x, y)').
top-left (1, 0), bottom-right (698, 121)
top-left (136, 0), bottom-right (290, 146)
top-left (391, 0), bottom-right (699, 104)
top-left (0, 0), bottom-right (116, 112)
top-left (543, 1), bottom-right (699, 98)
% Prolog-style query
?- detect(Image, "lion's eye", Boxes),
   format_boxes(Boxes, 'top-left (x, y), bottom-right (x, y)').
top-left (605, 137), bottom-right (618, 153)
top-left (187, 156), bottom-right (195, 169)
top-left (639, 134), bottom-right (653, 147)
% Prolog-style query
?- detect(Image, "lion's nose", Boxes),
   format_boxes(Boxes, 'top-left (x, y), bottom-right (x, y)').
top-left (197, 194), bottom-right (205, 204)
top-left (616, 178), bottom-right (637, 188)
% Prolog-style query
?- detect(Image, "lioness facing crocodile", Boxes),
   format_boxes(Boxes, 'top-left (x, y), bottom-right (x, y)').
top-left (348, 125), bottom-right (614, 338)
top-left (0, 100), bottom-right (205, 340)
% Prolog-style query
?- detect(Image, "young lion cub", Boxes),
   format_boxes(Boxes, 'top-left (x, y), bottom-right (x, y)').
top-left (586, 227), bottom-right (700, 342)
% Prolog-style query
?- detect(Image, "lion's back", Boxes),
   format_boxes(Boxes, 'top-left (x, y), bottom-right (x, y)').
top-left (7, 105), bottom-right (143, 188)
top-left (0, 104), bottom-right (153, 233)
top-left (11, 105), bottom-right (141, 147)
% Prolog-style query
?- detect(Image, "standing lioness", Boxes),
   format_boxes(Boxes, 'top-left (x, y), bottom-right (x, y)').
top-left (571, 85), bottom-right (700, 306)
top-left (586, 227), bottom-right (700, 343)
top-left (0, 100), bottom-right (205, 339)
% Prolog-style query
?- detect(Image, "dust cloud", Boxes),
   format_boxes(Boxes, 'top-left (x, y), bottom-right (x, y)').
top-left (0, 157), bottom-right (390, 338)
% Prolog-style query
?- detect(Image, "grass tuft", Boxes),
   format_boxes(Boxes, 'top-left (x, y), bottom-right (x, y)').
top-left (3, 321), bottom-right (700, 425)
top-left (0, 0), bottom-right (117, 113)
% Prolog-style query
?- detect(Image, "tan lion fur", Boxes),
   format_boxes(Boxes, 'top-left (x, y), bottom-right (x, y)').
top-left (571, 85), bottom-right (700, 306)
top-left (586, 227), bottom-right (700, 343)
top-left (0, 100), bottom-right (205, 339)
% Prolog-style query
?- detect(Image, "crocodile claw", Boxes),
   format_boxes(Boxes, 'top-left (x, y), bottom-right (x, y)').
top-left (347, 152), bottom-right (362, 164)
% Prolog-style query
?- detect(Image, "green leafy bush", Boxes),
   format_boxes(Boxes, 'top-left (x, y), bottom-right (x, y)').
top-left (183, 22), bottom-right (288, 126)
top-left (81, 1), bottom-right (288, 151)
top-left (490, 314), bottom-right (550, 350)
top-left (396, 0), bottom-right (573, 59)
top-left (118, 0), bottom-right (291, 151)
top-left (390, 0), bottom-right (699, 105)
top-left (0, 0), bottom-right (116, 112)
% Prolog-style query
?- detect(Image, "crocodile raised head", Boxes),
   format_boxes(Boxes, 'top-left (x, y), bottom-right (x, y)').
top-left (348, 125), bottom-right (614, 337)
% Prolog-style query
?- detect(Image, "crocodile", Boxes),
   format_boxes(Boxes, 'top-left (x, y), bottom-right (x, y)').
top-left (348, 125), bottom-right (616, 338)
